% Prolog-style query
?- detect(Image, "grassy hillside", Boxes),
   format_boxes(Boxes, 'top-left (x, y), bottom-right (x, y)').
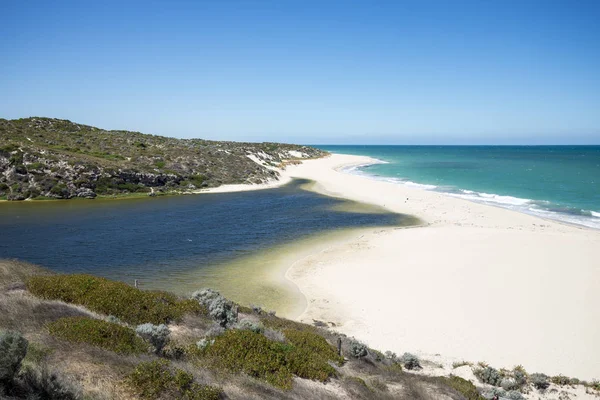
top-left (0, 259), bottom-right (483, 400)
top-left (0, 117), bottom-right (327, 200)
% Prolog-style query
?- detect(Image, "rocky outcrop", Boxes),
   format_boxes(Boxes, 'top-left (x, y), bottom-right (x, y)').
top-left (0, 117), bottom-right (327, 200)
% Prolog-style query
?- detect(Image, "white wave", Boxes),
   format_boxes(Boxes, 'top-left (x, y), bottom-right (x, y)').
top-left (338, 160), bottom-right (600, 230)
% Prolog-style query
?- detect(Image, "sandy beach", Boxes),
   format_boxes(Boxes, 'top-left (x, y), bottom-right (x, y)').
top-left (271, 153), bottom-right (600, 381)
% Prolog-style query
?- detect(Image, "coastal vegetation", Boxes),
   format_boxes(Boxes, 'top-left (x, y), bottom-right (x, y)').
top-left (1, 259), bottom-right (598, 399)
top-left (0, 117), bottom-right (327, 200)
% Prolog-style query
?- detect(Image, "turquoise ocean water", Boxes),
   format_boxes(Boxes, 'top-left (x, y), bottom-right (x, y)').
top-left (318, 146), bottom-right (600, 230)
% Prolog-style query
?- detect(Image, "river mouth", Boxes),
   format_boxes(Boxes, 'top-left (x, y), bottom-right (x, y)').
top-left (0, 178), bottom-right (418, 315)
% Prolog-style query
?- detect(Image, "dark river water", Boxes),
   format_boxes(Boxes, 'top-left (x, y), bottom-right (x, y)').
top-left (0, 179), bottom-right (415, 315)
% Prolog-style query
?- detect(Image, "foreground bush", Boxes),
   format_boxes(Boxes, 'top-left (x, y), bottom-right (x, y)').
top-left (27, 274), bottom-right (205, 325)
top-left (0, 330), bottom-right (28, 388)
top-left (193, 329), bottom-right (339, 390)
top-left (127, 359), bottom-right (222, 400)
top-left (48, 317), bottom-right (148, 354)
top-left (136, 323), bottom-right (170, 354)
top-left (191, 288), bottom-right (238, 327)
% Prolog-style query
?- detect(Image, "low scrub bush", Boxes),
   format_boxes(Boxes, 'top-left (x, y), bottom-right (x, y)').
top-left (551, 374), bottom-right (571, 386)
top-left (512, 365), bottom-right (528, 387)
top-left (441, 375), bottom-right (485, 400)
top-left (348, 340), bottom-right (368, 359)
top-left (127, 359), bottom-right (222, 400)
top-left (501, 378), bottom-right (519, 391)
top-left (283, 329), bottom-right (343, 366)
top-left (48, 317), bottom-right (148, 354)
top-left (474, 365), bottom-right (502, 386)
top-left (193, 329), bottom-right (339, 390)
top-left (191, 288), bottom-right (238, 327)
top-left (27, 274), bottom-right (205, 324)
top-left (530, 373), bottom-right (550, 390)
top-left (136, 323), bottom-right (170, 354)
top-left (0, 330), bottom-right (28, 388)
top-left (399, 352), bottom-right (422, 370)
top-left (236, 318), bottom-right (264, 334)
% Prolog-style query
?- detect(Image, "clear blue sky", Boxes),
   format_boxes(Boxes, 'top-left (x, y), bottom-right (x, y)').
top-left (1, 1), bottom-right (599, 144)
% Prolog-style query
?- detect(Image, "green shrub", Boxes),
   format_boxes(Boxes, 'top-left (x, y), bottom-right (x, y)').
top-left (551, 374), bottom-right (571, 386)
top-left (474, 366), bottom-right (502, 386)
top-left (0, 330), bottom-right (28, 387)
top-left (530, 373), bottom-right (549, 390)
top-left (441, 375), bottom-right (485, 400)
top-left (283, 329), bottom-right (343, 366)
top-left (399, 352), bottom-right (422, 370)
top-left (236, 318), bottom-right (264, 334)
top-left (191, 288), bottom-right (238, 327)
top-left (135, 323), bottom-right (170, 354)
top-left (47, 317), bottom-right (147, 354)
top-left (193, 329), bottom-right (339, 390)
top-left (27, 274), bottom-right (205, 325)
top-left (127, 359), bottom-right (222, 400)
top-left (348, 340), bottom-right (368, 359)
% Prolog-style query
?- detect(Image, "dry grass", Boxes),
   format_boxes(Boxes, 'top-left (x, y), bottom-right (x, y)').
top-left (0, 259), bottom-right (52, 289)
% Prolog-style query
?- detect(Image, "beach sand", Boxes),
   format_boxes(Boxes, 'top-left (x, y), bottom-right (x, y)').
top-left (280, 154), bottom-right (600, 381)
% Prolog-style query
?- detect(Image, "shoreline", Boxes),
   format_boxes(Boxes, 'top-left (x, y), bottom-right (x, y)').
top-left (281, 153), bottom-right (600, 381)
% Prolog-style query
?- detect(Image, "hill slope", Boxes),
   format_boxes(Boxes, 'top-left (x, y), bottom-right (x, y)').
top-left (0, 117), bottom-right (326, 200)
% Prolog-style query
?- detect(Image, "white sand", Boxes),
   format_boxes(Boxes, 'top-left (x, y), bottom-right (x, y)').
top-left (280, 154), bottom-right (600, 382)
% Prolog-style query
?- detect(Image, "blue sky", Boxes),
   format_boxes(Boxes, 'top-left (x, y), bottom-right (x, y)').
top-left (1, 1), bottom-right (599, 144)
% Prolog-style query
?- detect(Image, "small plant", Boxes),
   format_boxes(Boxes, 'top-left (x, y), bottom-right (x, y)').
top-left (191, 288), bottom-right (238, 327)
top-left (504, 390), bottom-right (525, 400)
top-left (250, 304), bottom-right (262, 314)
top-left (530, 373), bottom-right (550, 390)
top-left (551, 374), bottom-right (571, 386)
top-left (126, 359), bottom-right (222, 400)
top-left (452, 361), bottom-right (472, 369)
top-left (512, 365), bottom-right (528, 387)
top-left (236, 318), bottom-right (264, 334)
top-left (107, 315), bottom-right (122, 324)
top-left (348, 340), bottom-right (368, 359)
top-left (48, 317), bottom-right (147, 355)
top-left (474, 365), bottom-right (502, 386)
top-left (399, 352), bottom-right (422, 370)
top-left (196, 338), bottom-right (214, 350)
top-left (501, 378), bottom-right (519, 391)
top-left (441, 375), bottom-right (485, 400)
top-left (0, 330), bottom-right (28, 387)
top-left (135, 323), bottom-right (170, 354)
top-left (384, 350), bottom-right (397, 360)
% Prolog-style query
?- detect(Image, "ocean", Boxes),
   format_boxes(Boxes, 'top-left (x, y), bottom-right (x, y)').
top-left (318, 145), bottom-right (600, 230)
